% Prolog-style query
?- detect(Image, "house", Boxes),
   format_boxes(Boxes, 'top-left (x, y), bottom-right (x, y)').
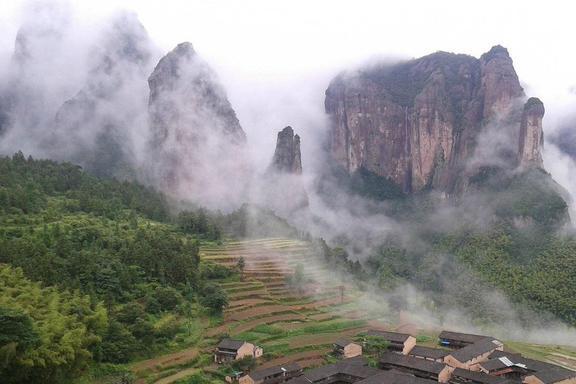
top-left (239, 363), bottom-right (302, 384)
top-left (366, 330), bottom-right (416, 355)
top-left (476, 352), bottom-right (533, 379)
top-left (450, 368), bottom-right (511, 384)
top-left (379, 351), bottom-right (453, 382)
top-left (215, 338), bottom-right (263, 363)
top-left (409, 346), bottom-right (450, 363)
top-left (334, 339), bottom-right (363, 359)
top-left (356, 369), bottom-right (440, 384)
top-left (292, 356), bottom-right (381, 384)
top-left (523, 368), bottom-right (576, 384)
top-left (444, 339), bottom-right (503, 370)
top-left (438, 331), bottom-right (492, 349)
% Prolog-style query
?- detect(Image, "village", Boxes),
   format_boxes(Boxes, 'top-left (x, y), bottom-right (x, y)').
top-left (127, 238), bottom-right (576, 383)
top-left (214, 330), bottom-right (576, 384)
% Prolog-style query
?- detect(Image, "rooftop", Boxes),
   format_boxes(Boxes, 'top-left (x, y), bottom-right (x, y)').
top-left (479, 355), bottom-right (531, 372)
top-left (452, 368), bottom-right (510, 384)
top-left (303, 358), bottom-right (380, 382)
top-left (449, 339), bottom-right (503, 363)
top-left (356, 370), bottom-right (438, 384)
top-left (217, 338), bottom-right (246, 351)
top-left (380, 352), bottom-right (447, 374)
top-left (248, 363), bottom-right (301, 381)
top-left (531, 368), bottom-right (576, 384)
top-left (438, 331), bottom-right (492, 344)
top-left (334, 339), bottom-right (356, 348)
top-left (408, 346), bottom-right (450, 360)
top-left (366, 330), bottom-right (412, 343)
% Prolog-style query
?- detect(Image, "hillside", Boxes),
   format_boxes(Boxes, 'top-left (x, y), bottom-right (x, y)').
top-left (0, 153), bottom-right (229, 383)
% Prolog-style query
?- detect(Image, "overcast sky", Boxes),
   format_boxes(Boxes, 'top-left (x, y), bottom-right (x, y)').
top-left (1, 0), bottom-right (575, 167)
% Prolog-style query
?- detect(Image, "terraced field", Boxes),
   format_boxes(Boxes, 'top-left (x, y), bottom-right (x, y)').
top-left (131, 237), bottom-right (576, 384)
top-left (134, 237), bottom-right (392, 383)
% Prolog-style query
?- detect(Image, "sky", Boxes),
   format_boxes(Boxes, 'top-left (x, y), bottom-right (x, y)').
top-left (1, 0), bottom-right (576, 171)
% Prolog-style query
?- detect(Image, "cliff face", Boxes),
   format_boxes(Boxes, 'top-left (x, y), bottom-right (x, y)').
top-left (50, 12), bottom-right (156, 177)
top-left (259, 126), bottom-right (308, 217)
top-left (270, 126), bottom-right (302, 174)
top-left (147, 42), bottom-right (249, 209)
top-left (325, 45), bottom-right (542, 194)
top-left (518, 98), bottom-right (545, 167)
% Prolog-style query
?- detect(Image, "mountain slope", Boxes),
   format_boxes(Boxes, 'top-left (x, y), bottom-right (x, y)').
top-left (325, 45), bottom-right (543, 195)
top-left (147, 42), bottom-right (249, 209)
top-left (0, 153), bottom-right (229, 383)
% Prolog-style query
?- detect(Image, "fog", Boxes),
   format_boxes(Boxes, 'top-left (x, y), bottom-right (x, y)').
top-left (2, 0), bottom-right (576, 345)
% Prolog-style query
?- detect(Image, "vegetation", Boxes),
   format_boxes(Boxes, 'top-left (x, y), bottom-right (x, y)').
top-left (0, 154), bottom-right (230, 383)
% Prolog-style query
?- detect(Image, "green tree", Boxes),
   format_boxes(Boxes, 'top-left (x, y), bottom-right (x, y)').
top-left (200, 284), bottom-right (228, 314)
top-left (236, 257), bottom-right (246, 281)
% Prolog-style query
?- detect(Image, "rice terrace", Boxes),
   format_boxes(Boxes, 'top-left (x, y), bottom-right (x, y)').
top-left (127, 237), bottom-right (576, 384)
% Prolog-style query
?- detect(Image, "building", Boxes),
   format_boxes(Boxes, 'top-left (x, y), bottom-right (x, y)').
top-left (334, 339), bottom-right (363, 359)
top-left (438, 331), bottom-right (492, 349)
top-left (290, 356), bottom-right (382, 384)
top-left (239, 363), bottom-right (302, 384)
top-left (523, 368), bottom-right (576, 384)
top-left (444, 339), bottom-right (503, 370)
top-left (476, 352), bottom-right (533, 379)
top-left (356, 369), bottom-right (440, 384)
top-left (450, 368), bottom-right (511, 384)
top-left (215, 338), bottom-right (263, 363)
top-left (379, 352), bottom-right (453, 382)
top-left (366, 330), bottom-right (416, 355)
top-left (408, 346), bottom-right (450, 363)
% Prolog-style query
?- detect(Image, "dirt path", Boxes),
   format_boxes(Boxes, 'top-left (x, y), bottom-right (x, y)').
top-left (231, 313), bottom-right (305, 335)
top-left (226, 304), bottom-right (297, 321)
top-left (154, 368), bottom-right (198, 384)
top-left (287, 327), bottom-right (367, 348)
top-left (131, 348), bottom-right (198, 375)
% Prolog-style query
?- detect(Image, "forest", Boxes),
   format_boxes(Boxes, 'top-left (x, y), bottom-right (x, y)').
top-left (0, 153), bottom-right (230, 383)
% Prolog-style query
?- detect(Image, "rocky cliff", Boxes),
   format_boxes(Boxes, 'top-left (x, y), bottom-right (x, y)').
top-left (269, 126), bottom-right (303, 174)
top-left (325, 45), bottom-right (544, 195)
top-left (260, 126), bottom-right (308, 216)
top-left (518, 97), bottom-right (545, 167)
top-left (50, 12), bottom-right (156, 177)
top-left (147, 42), bottom-right (249, 209)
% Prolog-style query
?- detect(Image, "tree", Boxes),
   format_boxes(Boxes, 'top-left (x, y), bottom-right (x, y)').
top-left (200, 284), bottom-right (228, 314)
top-left (363, 336), bottom-right (390, 357)
top-left (286, 263), bottom-right (306, 293)
top-left (236, 257), bottom-right (245, 281)
top-left (231, 356), bottom-right (256, 372)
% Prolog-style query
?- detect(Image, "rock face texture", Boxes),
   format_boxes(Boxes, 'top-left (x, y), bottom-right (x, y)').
top-left (50, 12), bottom-right (157, 177)
top-left (325, 45), bottom-right (542, 194)
top-left (261, 126), bottom-right (308, 216)
top-left (518, 98), bottom-right (545, 168)
top-left (147, 42), bottom-right (249, 209)
top-left (270, 126), bottom-right (302, 174)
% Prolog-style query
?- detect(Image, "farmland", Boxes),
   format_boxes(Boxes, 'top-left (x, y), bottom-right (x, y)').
top-left (130, 237), bottom-right (391, 383)
top-left (129, 237), bottom-right (576, 384)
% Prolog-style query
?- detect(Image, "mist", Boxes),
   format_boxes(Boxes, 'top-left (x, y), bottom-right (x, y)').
top-left (2, 0), bottom-right (576, 346)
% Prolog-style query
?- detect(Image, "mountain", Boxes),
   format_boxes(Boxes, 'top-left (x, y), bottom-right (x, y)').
top-left (325, 45), bottom-right (543, 195)
top-left (0, 2), bottom-right (78, 155)
top-left (147, 42), bottom-right (249, 209)
top-left (48, 12), bottom-right (157, 178)
top-left (258, 126), bottom-right (308, 216)
top-left (269, 126), bottom-right (303, 174)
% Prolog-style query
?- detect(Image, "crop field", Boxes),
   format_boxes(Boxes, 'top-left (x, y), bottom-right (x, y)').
top-left (132, 237), bottom-right (393, 383)
top-left (130, 237), bottom-right (576, 384)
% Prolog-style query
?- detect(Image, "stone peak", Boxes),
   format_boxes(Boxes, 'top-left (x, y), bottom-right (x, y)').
top-left (172, 42), bottom-right (196, 57)
top-left (270, 126), bottom-right (302, 174)
top-left (524, 97), bottom-right (545, 115)
top-left (481, 45), bottom-right (511, 62)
